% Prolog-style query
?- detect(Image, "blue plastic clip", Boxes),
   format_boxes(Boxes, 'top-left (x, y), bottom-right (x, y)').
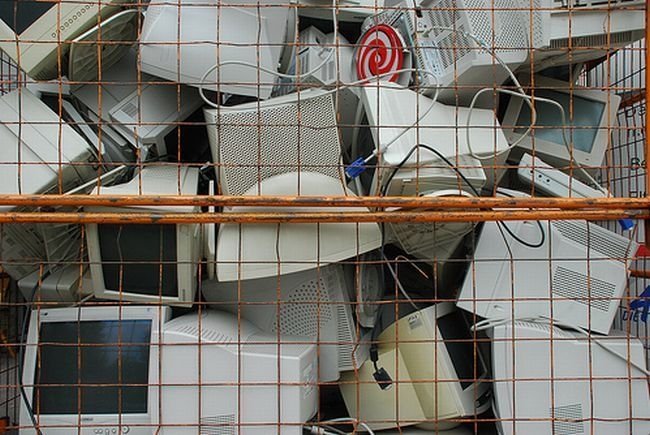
top-left (345, 157), bottom-right (366, 179)
top-left (618, 219), bottom-right (635, 231)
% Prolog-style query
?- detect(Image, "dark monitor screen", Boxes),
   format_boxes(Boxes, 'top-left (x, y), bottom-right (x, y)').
top-left (0, 0), bottom-right (55, 34)
top-left (514, 89), bottom-right (606, 154)
top-left (437, 310), bottom-right (481, 390)
top-left (98, 224), bottom-right (178, 298)
top-left (34, 319), bottom-right (151, 415)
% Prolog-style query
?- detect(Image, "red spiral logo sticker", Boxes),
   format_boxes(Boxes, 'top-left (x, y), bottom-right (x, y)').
top-left (356, 24), bottom-right (405, 83)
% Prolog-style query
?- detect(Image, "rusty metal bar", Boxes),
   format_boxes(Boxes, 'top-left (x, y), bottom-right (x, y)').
top-left (0, 209), bottom-right (639, 224)
top-left (0, 194), bottom-right (649, 210)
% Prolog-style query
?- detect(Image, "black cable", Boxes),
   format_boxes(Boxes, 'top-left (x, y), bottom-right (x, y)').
top-left (380, 143), bottom-right (546, 249)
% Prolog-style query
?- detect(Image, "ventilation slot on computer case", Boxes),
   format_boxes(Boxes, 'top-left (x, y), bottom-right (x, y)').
top-left (200, 414), bottom-right (236, 435)
top-left (550, 404), bottom-right (585, 435)
top-left (337, 303), bottom-right (355, 370)
top-left (551, 267), bottom-right (615, 312)
top-left (552, 220), bottom-right (633, 260)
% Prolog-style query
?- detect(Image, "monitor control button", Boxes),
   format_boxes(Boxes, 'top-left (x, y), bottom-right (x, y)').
top-left (121, 427), bottom-right (130, 434)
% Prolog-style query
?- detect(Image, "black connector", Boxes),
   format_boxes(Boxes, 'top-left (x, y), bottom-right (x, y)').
top-left (373, 367), bottom-right (393, 390)
top-left (369, 344), bottom-right (393, 390)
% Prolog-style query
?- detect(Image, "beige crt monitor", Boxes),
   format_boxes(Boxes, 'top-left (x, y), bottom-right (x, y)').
top-left (340, 303), bottom-right (490, 431)
top-left (86, 166), bottom-right (202, 307)
top-left (0, 0), bottom-right (131, 80)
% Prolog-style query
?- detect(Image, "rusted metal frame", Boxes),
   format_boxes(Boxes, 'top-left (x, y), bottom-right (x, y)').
top-left (0, 209), bottom-right (639, 224)
top-left (0, 194), bottom-right (648, 210)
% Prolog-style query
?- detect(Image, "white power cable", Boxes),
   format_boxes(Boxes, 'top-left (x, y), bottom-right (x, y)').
top-left (472, 316), bottom-right (650, 377)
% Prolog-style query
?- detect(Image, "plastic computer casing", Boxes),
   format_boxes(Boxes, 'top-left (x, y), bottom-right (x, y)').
top-left (204, 89), bottom-right (343, 196)
top-left (502, 76), bottom-right (621, 168)
top-left (215, 172), bottom-right (382, 281)
top-left (140, 0), bottom-right (290, 99)
top-left (20, 305), bottom-right (171, 435)
top-left (152, 310), bottom-right (318, 434)
top-left (0, 88), bottom-right (100, 281)
top-left (339, 303), bottom-right (491, 431)
top-left (457, 219), bottom-right (637, 334)
top-left (86, 167), bottom-right (201, 307)
top-left (0, 0), bottom-right (130, 80)
top-left (492, 321), bottom-right (650, 435)
top-left (202, 264), bottom-right (369, 382)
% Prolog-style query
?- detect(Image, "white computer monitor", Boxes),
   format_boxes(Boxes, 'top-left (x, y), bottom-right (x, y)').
top-left (202, 264), bottom-right (369, 382)
top-left (215, 171), bottom-right (382, 281)
top-left (151, 309), bottom-right (318, 434)
top-left (204, 88), bottom-right (344, 196)
top-left (339, 303), bottom-right (491, 431)
top-left (502, 76), bottom-right (622, 168)
top-left (20, 305), bottom-right (171, 435)
top-left (140, 0), bottom-right (290, 99)
top-left (361, 82), bottom-right (509, 167)
top-left (457, 219), bottom-right (637, 335)
top-left (0, 88), bottom-right (101, 281)
top-left (292, 0), bottom-right (384, 22)
top-left (0, 0), bottom-right (131, 80)
top-left (86, 166), bottom-right (202, 307)
top-left (492, 321), bottom-right (650, 435)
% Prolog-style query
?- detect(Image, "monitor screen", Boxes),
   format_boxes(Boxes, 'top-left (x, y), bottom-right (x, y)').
top-left (33, 319), bottom-right (151, 415)
top-left (437, 310), bottom-right (479, 390)
top-left (514, 89), bottom-right (606, 153)
top-left (98, 224), bottom-right (178, 298)
top-left (0, 0), bottom-right (55, 34)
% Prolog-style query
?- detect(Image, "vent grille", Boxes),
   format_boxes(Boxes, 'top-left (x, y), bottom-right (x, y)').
top-left (119, 101), bottom-right (139, 119)
top-left (200, 414), bottom-right (236, 435)
top-left (270, 276), bottom-right (334, 338)
top-left (168, 324), bottom-right (233, 343)
top-left (551, 404), bottom-right (585, 435)
top-left (551, 30), bottom-right (643, 49)
top-left (552, 266), bottom-right (615, 312)
top-left (553, 220), bottom-right (632, 260)
top-left (336, 303), bottom-right (355, 370)
top-left (207, 93), bottom-right (342, 196)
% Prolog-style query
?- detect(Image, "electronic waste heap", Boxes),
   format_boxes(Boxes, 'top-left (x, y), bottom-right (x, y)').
top-left (0, 0), bottom-right (648, 433)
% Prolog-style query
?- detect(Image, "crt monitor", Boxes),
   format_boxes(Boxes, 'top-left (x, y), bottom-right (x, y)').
top-left (202, 263), bottom-right (369, 383)
top-left (0, 0), bottom-right (130, 80)
top-left (86, 166), bottom-right (201, 307)
top-left (502, 76), bottom-right (621, 168)
top-left (339, 303), bottom-right (491, 431)
top-left (151, 309), bottom-right (318, 434)
top-left (20, 305), bottom-right (171, 435)
top-left (492, 321), bottom-right (650, 435)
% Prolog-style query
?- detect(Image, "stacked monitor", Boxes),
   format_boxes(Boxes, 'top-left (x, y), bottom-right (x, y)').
top-left (457, 219), bottom-right (637, 335)
top-left (202, 264), bottom-right (368, 382)
top-left (492, 321), bottom-right (650, 435)
top-left (503, 76), bottom-right (622, 168)
top-left (339, 304), bottom-right (490, 431)
top-left (0, 0), bottom-right (135, 79)
top-left (20, 305), bottom-right (171, 434)
top-left (361, 83), bottom-right (507, 195)
top-left (152, 310), bottom-right (318, 434)
top-left (0, 88), bottom-right (101, 281)
top-left (140, 0), bottom-right (291, 99)
top-left (86, 166), bottom-right (202, 306)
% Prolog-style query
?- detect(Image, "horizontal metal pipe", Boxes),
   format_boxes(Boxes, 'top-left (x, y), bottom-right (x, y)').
top-left (0, 210), bottom-right (639, 224)
top-left (0, 194), bottom-right (649, 210)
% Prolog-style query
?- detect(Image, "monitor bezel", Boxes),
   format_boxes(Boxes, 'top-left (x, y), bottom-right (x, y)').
top-left (0, 0), bottom-right (123, 78)
top-left (86, 210), bottom-right (200, 307)
top-left (20, 306), bottom-right (170, 432)
top-left (502, 75), bottom-right (621, 168)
